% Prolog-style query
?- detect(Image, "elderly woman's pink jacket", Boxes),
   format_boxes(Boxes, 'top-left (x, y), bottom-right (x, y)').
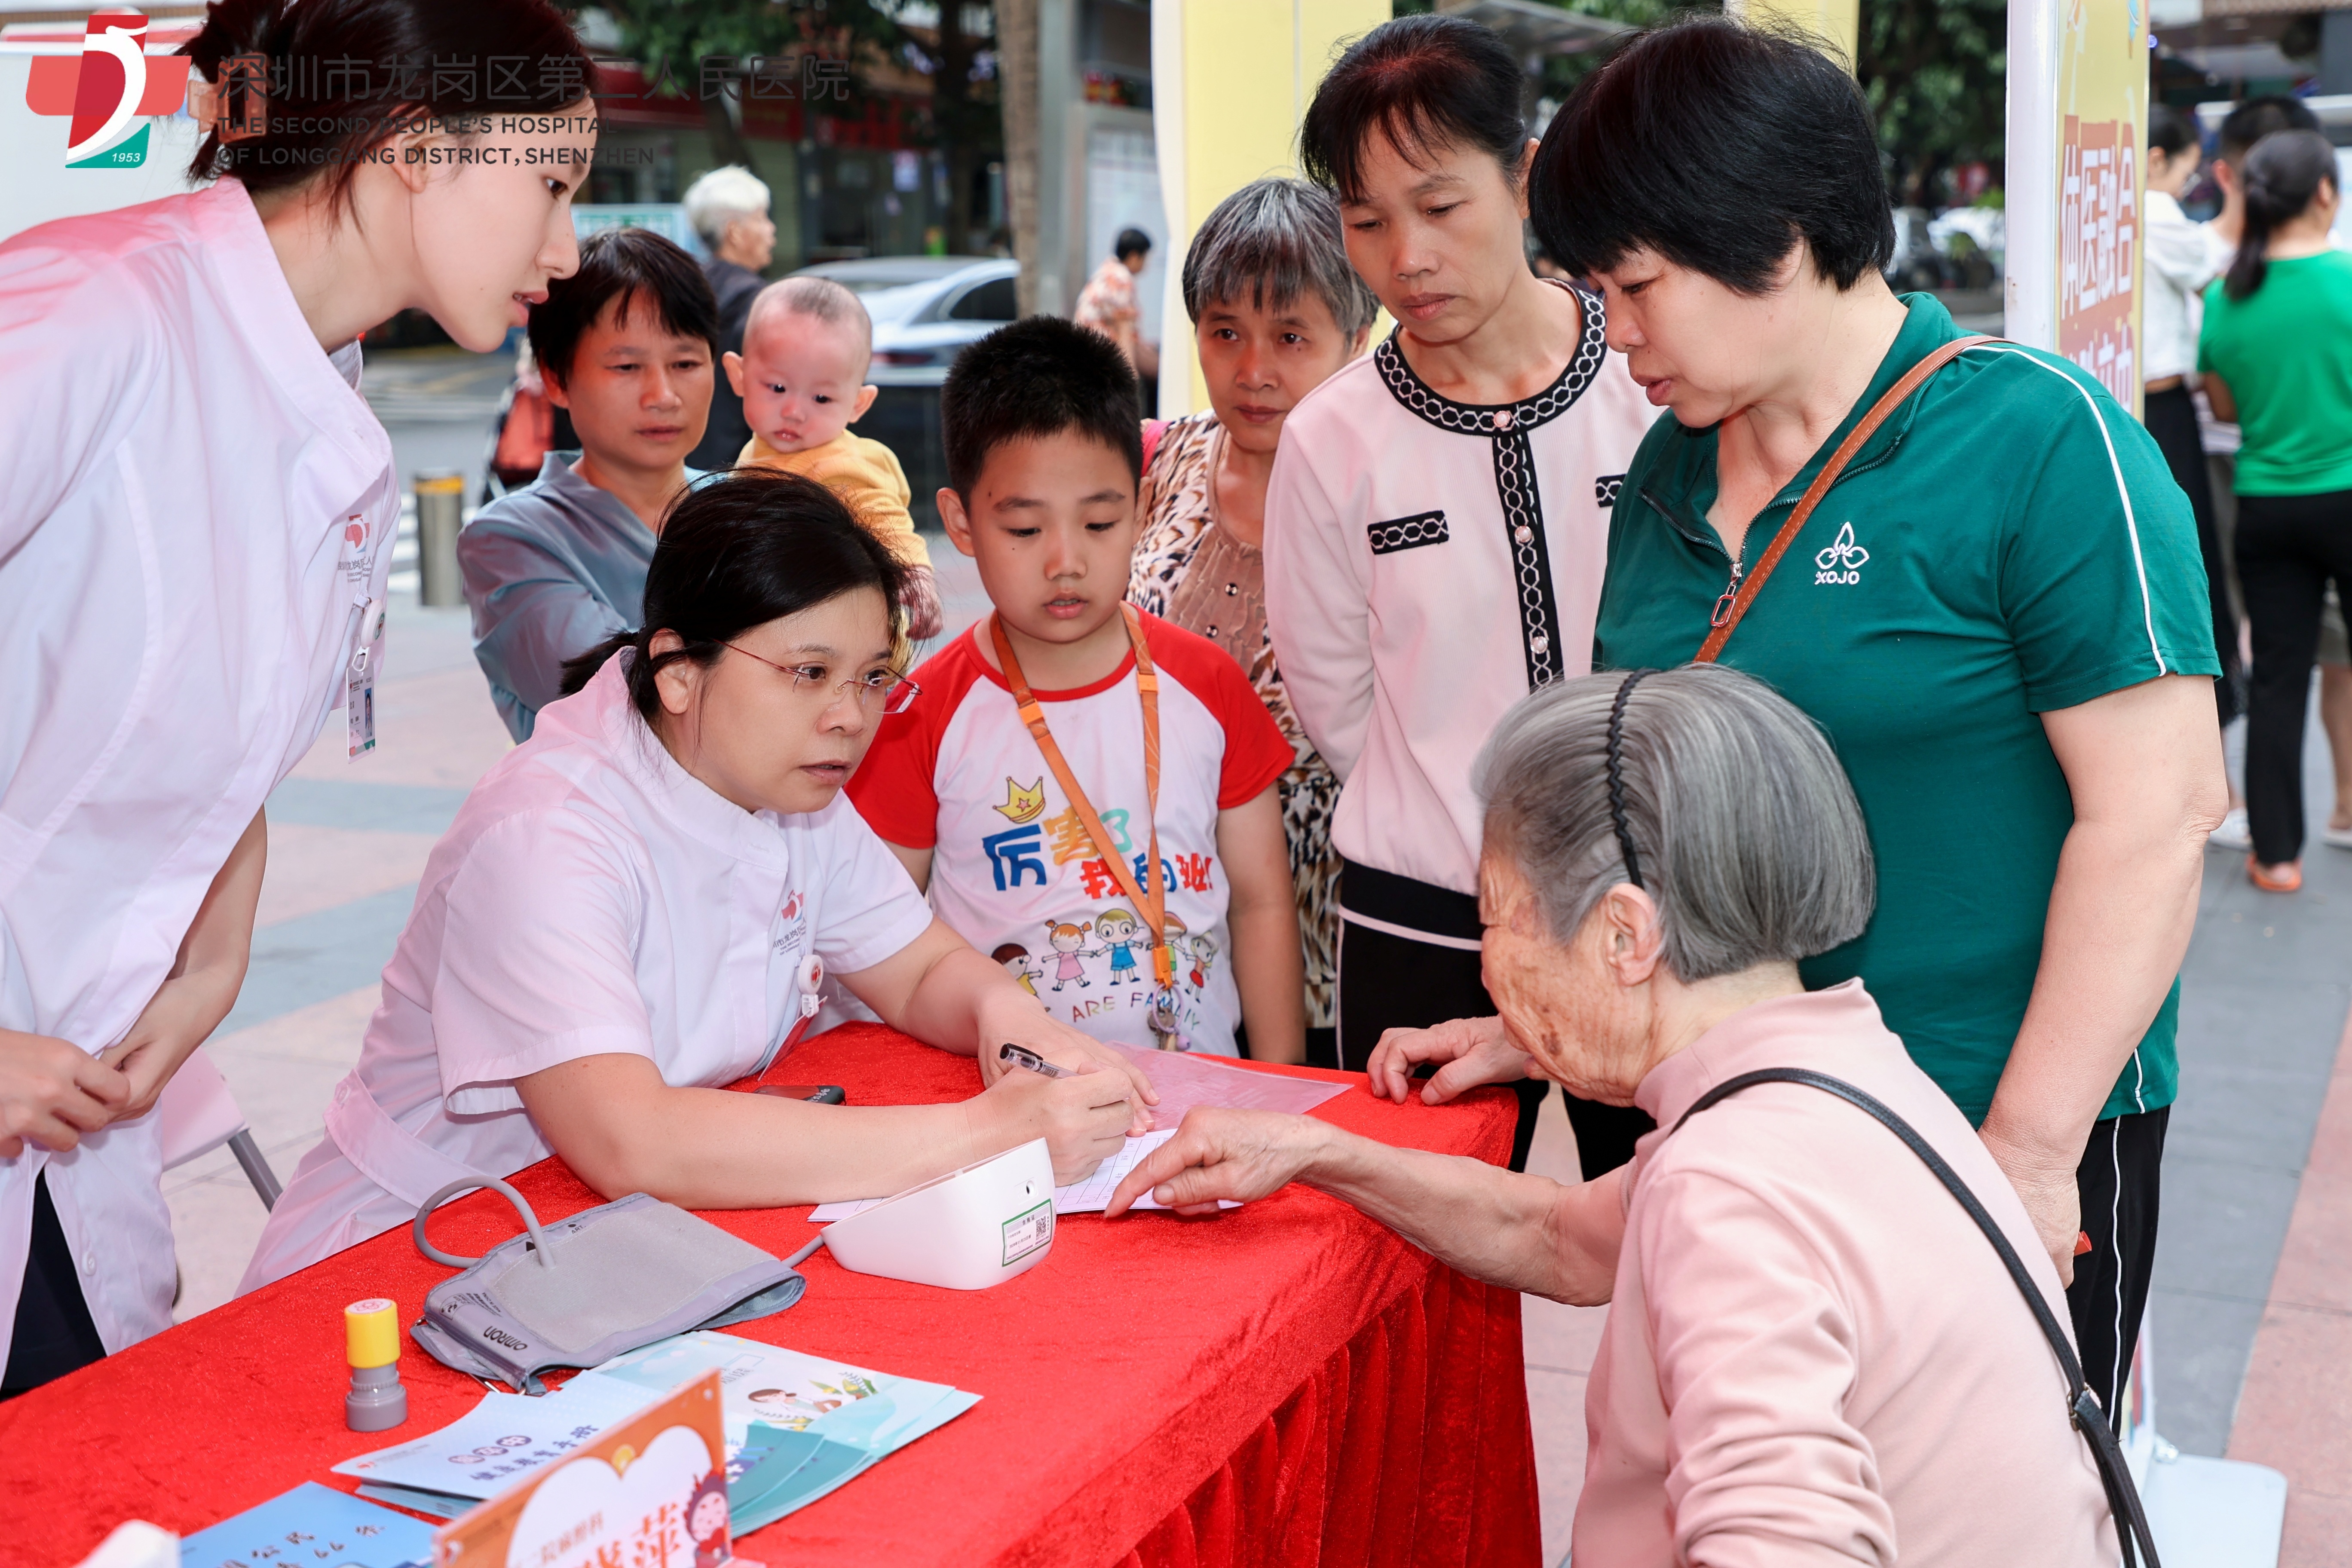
top-left (1575, 980), bottom-right (2121, 1565)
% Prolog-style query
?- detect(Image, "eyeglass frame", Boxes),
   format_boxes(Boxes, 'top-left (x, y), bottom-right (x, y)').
top-left (720, 641), bottom-right (922, 715)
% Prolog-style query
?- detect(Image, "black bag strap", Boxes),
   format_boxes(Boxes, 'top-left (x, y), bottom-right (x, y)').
top-left (1673, 1067), bottom-right (2162, 1567)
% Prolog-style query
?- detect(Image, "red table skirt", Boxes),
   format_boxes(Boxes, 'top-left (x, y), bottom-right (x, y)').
top-left (1119, 1267), bottom-right (1535, 1568)
top-left (0, 1026), bottom-right (1539, 1568)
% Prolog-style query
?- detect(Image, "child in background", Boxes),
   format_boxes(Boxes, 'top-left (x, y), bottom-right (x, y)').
top-left (847, 318), bottom-right (1305, 1060)
top-left (728, 276), bottom-right (943, 637)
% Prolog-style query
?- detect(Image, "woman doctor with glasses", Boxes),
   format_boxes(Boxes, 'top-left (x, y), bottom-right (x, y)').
top-left (243, 475), bottom-right (1154, 1289)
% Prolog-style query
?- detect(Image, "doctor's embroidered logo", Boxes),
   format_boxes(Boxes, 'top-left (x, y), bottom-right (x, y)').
top-left (1814, 522), bottom-right (1870, 586)
top-left (21, 12), bottom-right (192, 169)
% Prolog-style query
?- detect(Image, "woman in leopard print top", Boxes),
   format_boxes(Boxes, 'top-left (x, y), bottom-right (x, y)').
top-left (1126, 178), bottom-right (1376, 1063)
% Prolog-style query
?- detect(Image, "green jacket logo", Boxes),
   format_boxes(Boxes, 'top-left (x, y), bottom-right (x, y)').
top-left (1814, 522), bottom-right (1870, 586)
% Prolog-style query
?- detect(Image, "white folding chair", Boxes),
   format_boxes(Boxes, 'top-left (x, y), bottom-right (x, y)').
top-left (157, 1049), bottom-right (281, 1209)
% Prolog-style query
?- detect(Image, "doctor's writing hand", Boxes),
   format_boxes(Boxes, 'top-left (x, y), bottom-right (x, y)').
top-left (983, 1066), bottom-right (1136, 1185)
top-left (1367, 1015), bottom-right (1532, 1106)
top-left (976, 996), bottom-right (1157, 1136)
top-left (0, 1029), bottom-right (130, 1157)
top-left (1105, 1108), bottom-right (1334, 1218)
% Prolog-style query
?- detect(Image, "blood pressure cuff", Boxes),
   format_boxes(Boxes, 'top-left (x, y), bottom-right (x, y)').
top-left (410, 1177), bottom-right (807, 1393)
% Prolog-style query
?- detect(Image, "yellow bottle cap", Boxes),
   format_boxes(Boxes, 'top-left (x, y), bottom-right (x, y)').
top-left (345, 1297), bottom-right (401, 1369)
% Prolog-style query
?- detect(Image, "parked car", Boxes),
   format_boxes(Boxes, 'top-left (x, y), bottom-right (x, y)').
top-left (792, 257), bottom-right (1020, 528)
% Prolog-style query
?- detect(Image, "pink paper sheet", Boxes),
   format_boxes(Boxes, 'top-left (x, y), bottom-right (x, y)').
top-left (1108, 1044), bottom-right (1351, 1132)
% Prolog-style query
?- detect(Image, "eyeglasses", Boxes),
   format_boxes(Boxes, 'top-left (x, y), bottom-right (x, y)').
top-left (723, 643), bottom-right (922, 715)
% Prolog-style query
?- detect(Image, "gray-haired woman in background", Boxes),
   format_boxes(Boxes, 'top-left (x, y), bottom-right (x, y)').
top-left (1128, 178), bottom-right (1378, 1063)
top-left (1110, 665), bottom-right (2125, 1565)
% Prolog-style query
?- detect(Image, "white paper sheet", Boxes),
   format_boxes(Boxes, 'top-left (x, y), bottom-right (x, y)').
top-left (808, 1127), bottom-right (1235, 1222)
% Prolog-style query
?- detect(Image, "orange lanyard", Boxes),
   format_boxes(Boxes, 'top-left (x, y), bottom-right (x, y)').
top-left (989, 605), bottom-right (1174, 989)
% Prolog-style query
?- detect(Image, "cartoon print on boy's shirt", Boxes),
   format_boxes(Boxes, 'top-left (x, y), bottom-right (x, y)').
top-left (1093, 907), bottom-right (1149, 983)
top-left (995, 776), bottom-right (1047, 824)
top-left (993, 941), bottom-right (1044, 996)
top-left (1043, 804), bottom-right (1132, 865)
top-left (1183, 931), bottom-right (1218, 989)
top-left (1044, 920), bottom-right (1093, 990)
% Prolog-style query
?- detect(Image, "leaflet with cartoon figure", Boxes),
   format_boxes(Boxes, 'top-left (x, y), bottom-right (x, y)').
top-left (178, 1481), bottom-right (435, 1568)
top-left (591, 1332), bottom-right (981, 1532)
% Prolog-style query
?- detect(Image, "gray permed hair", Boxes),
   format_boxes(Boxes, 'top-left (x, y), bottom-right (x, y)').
top-left (1181, 177), bottom-right (1381, 338)
top-left (1474, 665), bottom-right (1875, 981)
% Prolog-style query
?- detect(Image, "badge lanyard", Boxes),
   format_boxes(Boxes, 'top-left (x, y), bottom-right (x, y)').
top-left (989, 606), bottom-right (1183, 1047)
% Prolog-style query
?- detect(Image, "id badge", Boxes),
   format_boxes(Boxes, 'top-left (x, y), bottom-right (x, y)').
top-left (339, 513), bottom-right (384, 761)
top-left (346, 595), bottom-right (384, 759)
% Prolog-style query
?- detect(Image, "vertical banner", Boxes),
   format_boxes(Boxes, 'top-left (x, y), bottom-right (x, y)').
top-left (1150, 0), bottom-right (1388, 417)
top-left (2008, 0), bottom-right (2147, 415)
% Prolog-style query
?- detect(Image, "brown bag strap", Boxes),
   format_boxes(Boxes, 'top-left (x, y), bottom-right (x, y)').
top-left (1694, 334), bottom-right (1996, 663)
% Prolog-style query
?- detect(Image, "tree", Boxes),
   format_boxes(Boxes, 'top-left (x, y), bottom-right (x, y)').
top-left (1857, 0), bottom-right (2006, 204)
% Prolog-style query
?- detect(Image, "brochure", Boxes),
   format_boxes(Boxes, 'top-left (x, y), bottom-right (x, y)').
top-left (331, 1332), bottom-right (977, 1536)
top-left (178, 1481), bottom-right (435, 1568)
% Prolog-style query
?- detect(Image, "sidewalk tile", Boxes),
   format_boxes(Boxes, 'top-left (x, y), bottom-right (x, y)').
top-left (255, 824), bottom-right (439, 929)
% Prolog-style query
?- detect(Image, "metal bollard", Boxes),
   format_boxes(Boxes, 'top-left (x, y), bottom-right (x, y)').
top-left (413, 471), bottom-right (465, 608)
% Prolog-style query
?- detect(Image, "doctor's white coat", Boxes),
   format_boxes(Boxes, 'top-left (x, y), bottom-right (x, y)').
top-left (0, 179), bottom-right (395, 1364)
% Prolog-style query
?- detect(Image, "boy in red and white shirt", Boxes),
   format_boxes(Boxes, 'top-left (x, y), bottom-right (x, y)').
top-left (849, 318), bottom-right (1302, 1059)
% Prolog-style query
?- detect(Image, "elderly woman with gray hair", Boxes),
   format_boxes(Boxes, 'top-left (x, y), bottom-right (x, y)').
top-left (1127, 177), bottom-right (1379, 1063)
top-left (1109, 665), bottom-right (2138, 1565)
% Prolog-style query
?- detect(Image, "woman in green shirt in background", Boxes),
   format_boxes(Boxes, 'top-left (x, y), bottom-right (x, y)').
top-left (1383, 15), bottom-right (2225, 1430)
top-left (2200, 129), bottom-right (2352, 892)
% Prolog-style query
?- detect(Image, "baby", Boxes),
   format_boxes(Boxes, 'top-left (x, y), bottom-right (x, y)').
top-left (727, 276), bottom-right (942, 637)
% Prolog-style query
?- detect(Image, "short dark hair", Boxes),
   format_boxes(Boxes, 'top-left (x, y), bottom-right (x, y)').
top-left (1298, 14), bottom-right (1528, 201)
top-left (2148, 103), bottom-right (2199, 160)
top-left (939, 317), bottom-right (1143, 498)
top-left (2218, 95), bottom-right (2318, 164)
top-left (183, 0), bottom-right (591, 213)
top-left (528, 227), bottom-right (722, 386)
top-left (1114, 227), bottom-right (1153, 261)
top-left (560, 472), bottom-right (906, 720)
top-left (1531, 16), bottom-right (1893, 293)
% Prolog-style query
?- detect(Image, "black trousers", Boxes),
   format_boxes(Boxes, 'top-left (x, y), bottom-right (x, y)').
top-left (1333, 862), bottom-right (1652, 1176)
top-left (2144, 385), bottom-right (2243, 722)
top-left (2069, 1107), bottom-right (2168, 1430)
top-left (1, 1172), bottom-right (109, 1397)
top-left (2236, 488), bottom-right (2352, 864)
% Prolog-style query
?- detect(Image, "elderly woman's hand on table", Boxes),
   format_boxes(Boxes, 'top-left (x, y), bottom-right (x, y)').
top-left (1103, 1104), bottom-right (1625, 1305)
top-left (1105, 1108), bottom-right (1335, 1216)
top-left (1366, 1015), bottom-right (1537, 1105)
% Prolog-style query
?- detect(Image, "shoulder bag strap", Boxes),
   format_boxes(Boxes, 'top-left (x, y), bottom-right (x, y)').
top-left (1694, 335), bottom-right (1997, 663)
top-left (1672, 1067), bottom-right (2160, 1567)
top-left (989, 606), bottom-right (1175, 989)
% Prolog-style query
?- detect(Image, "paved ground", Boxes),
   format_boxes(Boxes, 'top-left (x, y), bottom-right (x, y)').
top-left (159, 344), bottom-right (2351, 1564)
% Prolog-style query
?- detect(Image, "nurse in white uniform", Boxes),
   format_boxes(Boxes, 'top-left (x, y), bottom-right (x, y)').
top-left (0, 0), bottom-right (598, 1390)
top-left (243, 474), bottom-right (1153, 1288)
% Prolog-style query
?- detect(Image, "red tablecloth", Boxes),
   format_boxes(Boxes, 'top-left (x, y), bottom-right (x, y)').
top-left (0, 1026), bottom-right (1539, 1568)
